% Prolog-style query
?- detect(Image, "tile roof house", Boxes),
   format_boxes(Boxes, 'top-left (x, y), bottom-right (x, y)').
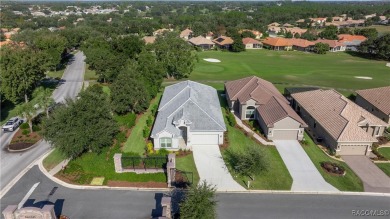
top-left (284, 27), bottom-right (308, 37)
top-left (188, 36), bottom-right (215, 50)
top-left (153, 28), bottom-right (172, 36)
top-left (225, 76), bottom-right (307, 140)
top-left (313, 39), bottom-right (346, 52)
top-left (355, 86), bottom-right (390, 125)
top-left (239, 29), bottom-right (263, 39)
top-left (262, 37), bottom-right (292, 51)
top-left (291, 89), bottom-right (387, 155)
top-left (143, 36), bottom-right (156, 44)
top-left (242, 37), bottom-right (262, 49)
top-left (289, 38), bottom-right (315, 51)
top-left (180, 28), bottom-right (193, 40)
top-left (151, 81), bottom-right (226, 150)
top-left (212, 36), bottom-right (234, 49)
top-left (338, 34), bottom-right (367, 51)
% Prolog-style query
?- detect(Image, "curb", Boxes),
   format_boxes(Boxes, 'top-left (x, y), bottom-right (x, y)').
top-left (8, 139), bottom-right (43, 152)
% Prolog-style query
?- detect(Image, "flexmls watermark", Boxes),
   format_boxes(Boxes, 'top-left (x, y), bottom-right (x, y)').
top-left (352, 209), bottom-right (389, 217)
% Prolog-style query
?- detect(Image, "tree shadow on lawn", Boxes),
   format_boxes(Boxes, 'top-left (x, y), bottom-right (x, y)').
top-left (345, 51), bottom-right (385, 61)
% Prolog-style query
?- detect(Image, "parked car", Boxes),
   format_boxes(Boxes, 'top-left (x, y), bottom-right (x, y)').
top-left (2, 117), bottom-right (23, 132)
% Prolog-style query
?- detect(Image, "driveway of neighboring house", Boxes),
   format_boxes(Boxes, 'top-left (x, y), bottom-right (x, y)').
top-left (274, 140), bottom-right (339, 192)
top-left (192, 145), bottom-right (245, 191)
top-left (342, 156), bottom-right (390, 193)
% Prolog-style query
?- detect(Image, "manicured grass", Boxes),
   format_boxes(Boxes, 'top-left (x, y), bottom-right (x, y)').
top-left (84, 64), bottom-right (98, 81)
top-left (176, 154), bottom-right (200, 185)
top-left (378, 147), bottom-right (390, 160)
top-left (376, 163), bottom-right (390, 177)
top-left (46, 69), bottom-right (65, 79)
top-left (302, 133), bottom-right (364, 191)
top-left (59, 144), bottom-right (166, 185)
top-left (123, 93), bottom-right (162, 155)
top-left (190, 50), bottom-right (390, 93)
top-left (354, 25), bottom-right (390, 36)
top-left (43, 148), bottom-right (67, 171)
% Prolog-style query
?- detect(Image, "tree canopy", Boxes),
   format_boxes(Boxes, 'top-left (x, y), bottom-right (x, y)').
top-left (42, 85), bottom-right (118, 159)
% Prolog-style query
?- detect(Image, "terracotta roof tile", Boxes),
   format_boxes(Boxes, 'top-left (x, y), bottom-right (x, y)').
top-left (242, 37), bottom-right (262, 45)
top-left (263, 37), bottom-right (292, 47)
top-left (188, 36), bottom-right (215, 46)
top-left (212, 36), bottom-right (234, 46)
top-left (356, 86), bottom-right (390, 115)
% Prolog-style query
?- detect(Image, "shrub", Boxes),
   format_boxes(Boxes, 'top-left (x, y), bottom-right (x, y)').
top-left (22, 129), bottom-right (30, 135)
top-left (146, 115), bottom-right (153, 127)
top-left (116, 131), bottom-right (126, 144)
top-left (147, 142), bottom-right (154, 154)
top-left (300, 138), bottom-right (308, 146)
top-left (143, 126), bottom-right (150, 138)
top-left (226, 112), bottom-right (236, 127)
top-left (114, 113), bottom-right (136, 128)
top-left (156, 148), bottom-right (169, 156)
top-left (151, 105), bottom-right (158, 115)
top-left (328, 148), bottom-right (336, 156)
top-left (32, 125), bottom-right (41, 132)
top-left (20, 123), bottom-right (29, 129)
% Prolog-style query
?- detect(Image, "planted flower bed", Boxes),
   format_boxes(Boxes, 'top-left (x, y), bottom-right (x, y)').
top-left (321, 161), bottom-right (346, 176)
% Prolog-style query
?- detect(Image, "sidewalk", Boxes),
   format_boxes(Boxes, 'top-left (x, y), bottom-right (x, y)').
top-left (48, 159), bottom-right (70, 175)
top-left (234, 115), bottom-right (274, 146)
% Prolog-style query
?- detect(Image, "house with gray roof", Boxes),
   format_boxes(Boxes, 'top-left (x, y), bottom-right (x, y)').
top-left (151, 81), bottom-right (226, 150)
top-left (355, 86), bottom-right (390, 126)
top-left (291, 89), bottom-right (387, 155)
top-left (225, 76), bottom-right (307, 140)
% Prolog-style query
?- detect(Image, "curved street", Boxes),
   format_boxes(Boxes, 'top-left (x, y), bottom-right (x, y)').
top-left (0, 51), bottom-right (86, 193)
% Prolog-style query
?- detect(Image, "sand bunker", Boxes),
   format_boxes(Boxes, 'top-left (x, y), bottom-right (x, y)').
top-left (203, 58), bottom-right (221, 63)
top-left (354, 76), bottom-right (372, 80)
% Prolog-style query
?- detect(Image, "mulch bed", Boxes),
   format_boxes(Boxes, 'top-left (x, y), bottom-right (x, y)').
top-left (377, 136), bottom-right (389, 145)
top-left (321, 162), bottom-right (345, 176)
top-left (8, 142), bottom-right (35, 151)
top-left (107, 180), bottom-right (167, 188)
top-left (10, 128), bottom-right (41, 145)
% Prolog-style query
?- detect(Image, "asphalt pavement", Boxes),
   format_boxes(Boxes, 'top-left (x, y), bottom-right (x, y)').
top-left (0, 51), bottom-right (86, 192)
top-left (1, 166), bottom-right (389, 219)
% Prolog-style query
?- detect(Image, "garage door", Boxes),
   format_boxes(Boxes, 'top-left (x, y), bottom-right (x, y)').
top-left (272, 130), bottom-right (298, 140)
top-left (339, 144), bottom-right (368, 155)
top-left (191, 134), bottom-right (219, 145)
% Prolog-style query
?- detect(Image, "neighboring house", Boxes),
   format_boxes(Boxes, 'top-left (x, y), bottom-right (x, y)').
top-left (239, 29), bottom-right (263, 39)
top-left (282, 23), bottom-right (294, 28)
top-left (180, 28), bottom-right (193, 40)
top-left (151, 81), bottom-right (226, 150)
top-left (290, 89), bottom-right (387, 156)
top-left (225, 76), bottom-right (307, 140)
top-left (188, 36), bottom-right (215, 50)
top-left (267, 26), bottom-right (282, 36)
top-left (313, 39), bottom-right (346, 52)
top-left (212, 36), bottom-right (234, 49)
top-left (338, 34), bottom-right (367, 51)
top-left (364, 13), bottom-right (376, 20)
top-left (242, 37), bottom-right (262, 49)
top-left (263, 37), bottom-right (292, 51)
top-left (143, 36), bottom-right (156, 44)
top-left (332, 17), bottom-right (344, 22)
top-left (355, 86), bottom-right (390, 126)
top-left (268, 22), bottom-right (281, 27)
top-left (289, 38), bottom-right (315, 52)
top-left (310, 18), bottom-right (327, 26)
top-left (205, 31), bottom-right (214, 40)
top-left (284, 27), bottom-right (307, 37)
top-left (153, 28), bottom-right (172, 36)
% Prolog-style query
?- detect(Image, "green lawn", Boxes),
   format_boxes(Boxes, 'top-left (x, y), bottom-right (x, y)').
top-left (84, 64), bottom-right (98, 81)
top-left (176, 154), bottom-right (200, 185)
top-left (43, 148), bottom-right (67, 171)
top-left (354, 25), bottom-right (390, 36)
top-left (190, 50), bottom-right (390, 95)
top-left (376, 163), bottom-right (390, 177)
top-left (302, 133), bottom-right (364, 191)
top-left (123, 93), bottom-right (162, 154)
top-left (59, 144), bottom-right (166, 185)
top-left (46, 69), bottom-right (65, 79)
top-left (378, 147), bottom-right (390, 160)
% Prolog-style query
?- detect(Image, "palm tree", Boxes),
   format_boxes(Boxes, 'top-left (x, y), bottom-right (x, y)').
top-left (16, 102), bottom-right (35, 133)
top-left (37, 88), bottom-right (55, 118)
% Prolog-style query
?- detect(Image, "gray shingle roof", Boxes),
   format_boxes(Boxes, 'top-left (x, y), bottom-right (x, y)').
top-left (151, 81), bottom-right (226, 138)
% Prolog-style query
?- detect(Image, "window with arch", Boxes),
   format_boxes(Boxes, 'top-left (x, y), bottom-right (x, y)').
top-left (245, 106), bottom-right (256, 119)
top-left (160, 137), bottom-right (172, 148)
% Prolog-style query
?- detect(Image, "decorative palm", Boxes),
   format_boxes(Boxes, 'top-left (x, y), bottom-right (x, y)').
top-left (16, 102), bottom-right (35, 133)
top-left (37, 88), bottom-right (55, 118)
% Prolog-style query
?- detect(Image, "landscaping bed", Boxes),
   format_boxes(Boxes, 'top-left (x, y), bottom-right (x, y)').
top-left (320, 162), bottom-right (346, 176)
top-left (43, 148), bottom-right (67, 171)
top-left (302, 133), bottom-right (364, 191)
top-left (107, 180), bottom-right (167, 188)
top-left (9, 126), bottom-right (41, 151)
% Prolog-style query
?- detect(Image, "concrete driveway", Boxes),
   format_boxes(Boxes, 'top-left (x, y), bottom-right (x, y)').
top-left (192, 145), bottom-right (245, 191)
top-left (274, 140), bottom-right (338, 192)
top-left (342, 156), bottom-right (390, 193)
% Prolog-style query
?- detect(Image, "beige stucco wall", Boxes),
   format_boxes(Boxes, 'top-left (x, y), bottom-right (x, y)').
top-left (257, 116), bottom-right (304, 140)
top-left (240, 99), bottom-right (258, 120)
top-left (356, 94), bottom-right (390, 125)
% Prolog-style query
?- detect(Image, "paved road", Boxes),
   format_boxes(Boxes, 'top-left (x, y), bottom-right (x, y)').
top-left (192, 145), bottom-right (245, 191)
top-left (274, 140), bottom-right (338, 192)
top-left (1, 166), bottom-right (389, 219)
top-left (342, 156), bottom-right (390, 193)
top-left (0, 51), bottom-right (86, 192)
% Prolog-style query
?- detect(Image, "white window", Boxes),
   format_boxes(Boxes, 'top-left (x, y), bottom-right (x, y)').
top-left (160, 138), bottom-right (172, 148)
top-left (245, 106), bottom-right (256, 119)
